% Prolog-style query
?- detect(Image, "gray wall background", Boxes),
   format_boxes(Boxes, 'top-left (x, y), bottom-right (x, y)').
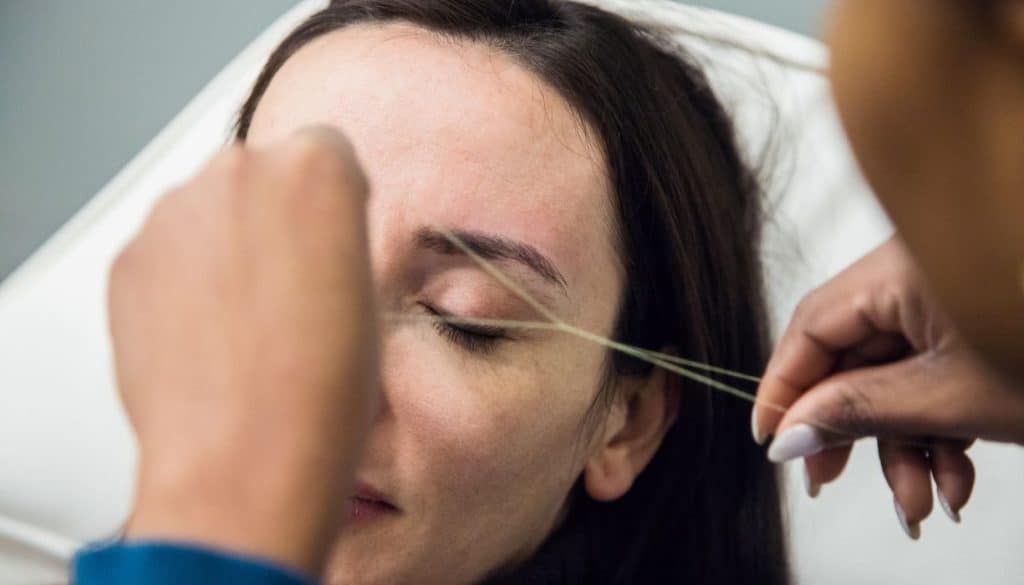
top-left (0, 0), bottom-right (830, 280)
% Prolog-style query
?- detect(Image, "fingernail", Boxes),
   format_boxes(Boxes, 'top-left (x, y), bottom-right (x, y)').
top-left (803, 465), bottom-right (821, 498)
top-left (751, 407), bottom-right (766, 445)
top-left (767, 424), bottom-right (825, 463)
top-left (937, 489), bottom-right (962, 524)
top-left (894, 498), bottom-right (921, 540)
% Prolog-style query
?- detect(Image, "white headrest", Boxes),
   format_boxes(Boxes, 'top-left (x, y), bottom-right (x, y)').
top-left (2, 2), bottom-right (1018, 584)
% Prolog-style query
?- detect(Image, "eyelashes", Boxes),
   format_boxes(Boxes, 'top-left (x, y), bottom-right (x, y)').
top-left (422, 304), bottom-right (507, 355)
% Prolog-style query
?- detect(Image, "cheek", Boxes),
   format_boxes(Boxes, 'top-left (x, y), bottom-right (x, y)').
top-left (384, 329), bottom-right (603, 516)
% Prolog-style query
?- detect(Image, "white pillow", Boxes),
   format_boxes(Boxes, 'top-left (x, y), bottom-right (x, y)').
top-left (1, 1), bottom-right (1019, 584)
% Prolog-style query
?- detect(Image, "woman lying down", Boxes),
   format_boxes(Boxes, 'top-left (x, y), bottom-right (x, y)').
top-left (77, 1), bottom-right (789, 583)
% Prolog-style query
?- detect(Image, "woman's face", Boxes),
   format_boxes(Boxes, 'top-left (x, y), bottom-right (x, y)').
top-left (247, 24), bottom-right (627, 584)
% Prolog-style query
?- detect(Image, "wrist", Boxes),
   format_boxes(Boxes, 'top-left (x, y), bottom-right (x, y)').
top-left (127, 439), bottom-right (351, 577)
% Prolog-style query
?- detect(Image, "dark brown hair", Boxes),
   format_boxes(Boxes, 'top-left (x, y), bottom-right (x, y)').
top-left (235, 1), bottom-right (787, 583)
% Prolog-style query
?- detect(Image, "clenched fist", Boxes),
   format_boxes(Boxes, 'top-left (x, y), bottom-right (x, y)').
top-left (109, 127), bottom-right (378, 577)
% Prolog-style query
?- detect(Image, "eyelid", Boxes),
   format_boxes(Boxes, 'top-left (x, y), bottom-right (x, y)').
top-left (415, 301), bottom-right (501, 333)
top-left (420, 303), bottom-right (507, 354)
top-left (427, 307), bottom-right (507, 336)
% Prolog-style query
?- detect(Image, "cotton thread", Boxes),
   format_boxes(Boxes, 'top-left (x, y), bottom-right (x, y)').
top-left (384, 224), bottom-right (946, 452)
top-left (400, 225), bottom-right (856, 439)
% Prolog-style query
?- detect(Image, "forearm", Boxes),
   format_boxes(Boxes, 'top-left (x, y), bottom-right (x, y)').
top-left (124, 442), bottom-right (352, 578)
top-left (827, 0), bottom-right (1024, 381)
top-left (102, 127), bottom-right (377, 579)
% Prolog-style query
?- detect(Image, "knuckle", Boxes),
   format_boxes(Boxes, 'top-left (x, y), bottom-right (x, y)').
top-left (884, 280), bottom-right (914, 308)
top-left (215, 143), bottom-right (248, 170)
top-left (273, 138), bottom-right (369, 220)
top-left (871, 280), bottom-right (919, 330)
top-left (282, 134), bottom-right (365, 196)
top-left (285, 136), bottom-right (346, 177)
top-left (823, 380), bottom-right (877, 435)
top-left (153, 185), bottom-right (186, 211)
top-left (109, 248), bottom-right (130, 281)
top-left (110, 242), bottom-right (141, 288)
top-left (847, 289), bottom-right (874, 320)
top-left (205, 144), bottom-right (249, 188)
top-left (146, 187), bottom-right (190, 233)
top-left (792, 290), bottom-right (821, 323)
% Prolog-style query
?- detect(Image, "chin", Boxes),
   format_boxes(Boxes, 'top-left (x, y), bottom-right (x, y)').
top-left (324, 535), bottom-right (426, 585)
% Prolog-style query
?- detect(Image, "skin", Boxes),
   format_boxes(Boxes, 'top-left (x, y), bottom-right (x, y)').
top-left (755, 237), bottom-right (1024, 536)
top-left (828, 0), bottom-right (1024, 379)
top-left (755, 0), bottom-right (1024, 539)
top-left (117, 127), bottom-right (378, 574)
top-left (119, 23), bottom-right (676, 584)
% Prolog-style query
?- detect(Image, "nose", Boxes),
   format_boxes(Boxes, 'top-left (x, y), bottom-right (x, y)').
top-left (371, 329), bottom-right (397, 423)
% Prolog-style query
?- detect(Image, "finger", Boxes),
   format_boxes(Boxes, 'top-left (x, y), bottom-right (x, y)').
top-left (879, 440), bottom-right (932, 540)
top-left (239, 126), bottom-right (369, 234)
top-left (834, 332), bottom-right (911, 371)
top-left (249, 127), bottom-right (373, 286)
top-left (282, 125), bottom-right (369, 202)
top-left (803, 445), bottom-right (853, 497)
top-left (766, 354), bottom-right (983, 463)
top-left (754, 238), bottom-right (935, 446)
top-left (754, 292), bottom-right (879, 444)
top-left (930, 441), bottom-right (975, 523)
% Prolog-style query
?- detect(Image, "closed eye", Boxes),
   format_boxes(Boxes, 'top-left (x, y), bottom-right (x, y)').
top-left (422, 304), bottom-right (507, 354)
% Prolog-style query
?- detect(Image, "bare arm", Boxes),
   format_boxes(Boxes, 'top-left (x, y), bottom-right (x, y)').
top-left (827, 0), bottom-right (1024, 381)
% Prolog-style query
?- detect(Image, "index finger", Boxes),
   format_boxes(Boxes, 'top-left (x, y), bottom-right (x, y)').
top-left (753, 285), bottom-right (880, 444)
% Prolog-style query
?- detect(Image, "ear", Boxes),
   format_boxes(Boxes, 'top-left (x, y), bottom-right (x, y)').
top-left (583, 362), bottom-right (680, 502)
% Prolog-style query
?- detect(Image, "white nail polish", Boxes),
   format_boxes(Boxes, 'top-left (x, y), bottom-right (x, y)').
top-left (751, 407), bottom-right (765, 445)
top-left (803, 465), bottom-right (820, 498)
top-left (767, 424), bottom-right (825, 463)
top-left (937, 490), bottom-right (962, 524)
top-left (894, 498), bottom-right (921, 540)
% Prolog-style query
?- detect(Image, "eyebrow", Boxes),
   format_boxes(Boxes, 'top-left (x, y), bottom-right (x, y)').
top-left (415, 227), bottom-right (569, 294)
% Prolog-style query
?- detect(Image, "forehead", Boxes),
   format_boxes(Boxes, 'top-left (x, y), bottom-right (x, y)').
top-left (247, 23), bottom-right (620, 301)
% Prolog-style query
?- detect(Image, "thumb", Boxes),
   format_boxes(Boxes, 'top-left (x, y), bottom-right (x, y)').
top-left (765, 354), bottom-right (974, 463)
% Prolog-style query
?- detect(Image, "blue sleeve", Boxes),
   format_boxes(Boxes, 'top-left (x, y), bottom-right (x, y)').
top-left (72, 540), bottom-right (316, 585)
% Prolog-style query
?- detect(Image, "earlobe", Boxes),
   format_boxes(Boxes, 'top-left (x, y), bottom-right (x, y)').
top-left (583, 452), bottom-right (635, 502)
top-left (583, 366), bottom-right (680, 503)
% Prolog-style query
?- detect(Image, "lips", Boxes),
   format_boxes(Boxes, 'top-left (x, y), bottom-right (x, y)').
top-left (346, 480), bottom-right (399, 524)
top-left (353, 480), bottom-right (394, 506)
